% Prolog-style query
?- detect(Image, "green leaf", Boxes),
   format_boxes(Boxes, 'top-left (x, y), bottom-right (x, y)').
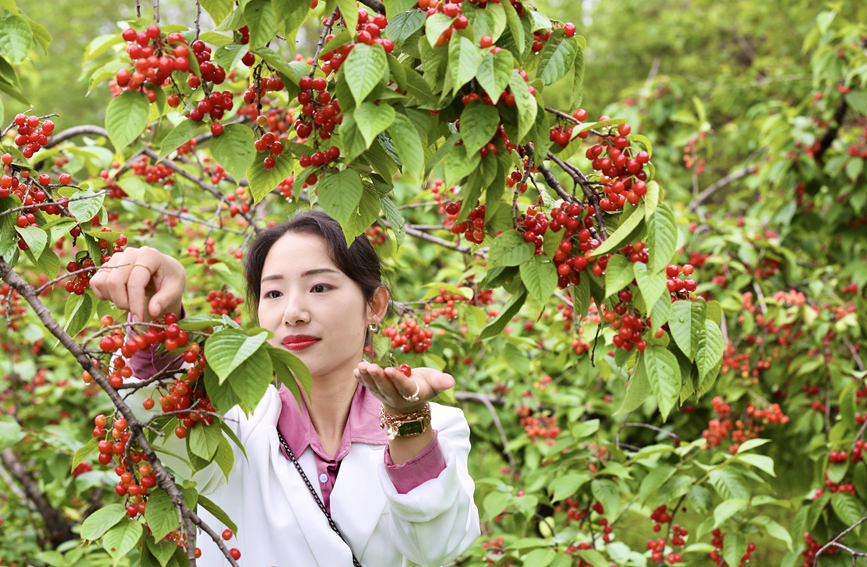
top-left (603, 254), bottom-right (633, 299)
top-left (642, 346), bottom-right (680, 421)
top-left (449, 35), bottom-right (484, 95)
top-left (101, 520), bottom-right (142, 559)
top-left (846, 91), bottom-right (867, 115)
top-left (198, 494), bottom-right (238, 535)
top-left (750, 515), bottom-right (792, 550)
top-left (268, 344), bottom-right (312, 399)
top-left (476, 48), bottom-right (513, 103)
top-left (24, 16), bottom-right (51, 52)
top-left (523, 548), bottom-right (555, 567)
top-left (618, 358), bottom-right (652, 414)
top-left (214, 436), bottom-right (234, 481)
top-left (646, 201), bottom-right (677, 273)
top-left (501, 0), bottom-right (524, 55)
top-left (71, 437), bottom-right (99, 470)
top-left (483, 490), bottom-right (512, 521)
top-left (253, 46), bottom-right (299, 80)
top-left (590, 203), bottom-right (645, 257)
top-left (15, 225), bottom-right (47, 259)
top-left (384, 9), bottom-right (426, 48)
top-left (354, 102), bottom-right (396, 147)
top-left (211, 124), bottom-right (258, 181)
top-left (634, 261), bottom-right (666, 313)
top-left (0, 15), bottom-right (32, 64)
top-left (158, 119), bottom-right (204, 159)
top-left (459, 102), bottom-right (500, 156)
top-left (737, 438), bottom-right (771, 453)
top-left (200, 0), bottom-right (233, 25)
top-left (831, 492), bottom-right (866, 527)
top-left (204, 329), bottom-right (270, 384)
top-left (146, 538), bottom-right (178, 567)
top-left (105, 90), bottom-right (149, 151)
top-left (443, 142), bottom-right (480, 186)
top-left (62, 291), bottom-right (94, 341)
top-left (80, 504), bottom-right (126, 540)
top-left (246, 151), bottom-right (293, 204)
top-left (480, 289), bottom-right (527, 339)
top-left (537, 30), bottom-right (578, 85)
top-left (67, 188), bottom-right (105, 223)
top-left (714, 499), bottom-right (747, 527)
top-left (669, 300), bottom-right (702, 361)
top-left (143, 489), bottom-right (177, 542)
top-left (550, 472), bottom-right (591, 502)
top-left (736, 453), bottom-right (776, 477)
top-left (387, 113), bottom-right (424, 182)
top-left (227, 347), bottom-right (273, 413)
top-left (424, 13), bottom-right (453, 47)
top-left (338, 110), bottom-right (368, 161)
top-left (0, 415), bottom-right (24, 450)
top-left (591, 478), bottom-right (620, 518)
top-left (696, 318), bottom-right (724, 395)
top-left (317, 169), bottom-right (364, 230)
top-left (709, 468), bottom-right (750, 501)
top-left (570, 37), bottom-right (585, 107)
top-left (189, 420), bottom-right (223, 460)
top-left (509, 70), bottom-right (537, 141)
top-left (343, 43), bottom-right (387, 106)
top-left (638, 464), bottom-right (676, 504)
top-left (243, 0), bottom-right (277, 49)
top-left (569, 275), bottom-right (591, 319)
top-left (488, 230), bottom-right (535, 267)
top-left (520, 255), bottom-right (557, 303)
top-left (575, 550), bottom-right (608, 567)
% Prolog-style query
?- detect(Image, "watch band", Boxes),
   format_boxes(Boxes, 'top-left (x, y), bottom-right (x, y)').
top-left (379, 403), bottom-right (431, 440)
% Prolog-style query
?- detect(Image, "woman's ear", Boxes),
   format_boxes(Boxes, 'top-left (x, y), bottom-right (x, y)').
top-left (368, 286), bottom-right (389, 325)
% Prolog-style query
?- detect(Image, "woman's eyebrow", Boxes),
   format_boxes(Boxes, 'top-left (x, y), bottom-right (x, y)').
top-left (261, 268), bottom-right (341, 282)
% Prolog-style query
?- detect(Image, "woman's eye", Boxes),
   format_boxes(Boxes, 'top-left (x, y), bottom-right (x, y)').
top-left (263, 290), bottom-right (281, 299)
top-left (311, 284), bottom-right (330, 293)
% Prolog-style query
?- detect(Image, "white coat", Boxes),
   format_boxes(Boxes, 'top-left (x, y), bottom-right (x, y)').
top-left (187, 385), bottom-right (480, 566)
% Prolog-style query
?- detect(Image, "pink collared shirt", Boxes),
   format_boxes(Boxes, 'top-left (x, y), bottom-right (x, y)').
top-left (276, 384), bottom-right (446, 512)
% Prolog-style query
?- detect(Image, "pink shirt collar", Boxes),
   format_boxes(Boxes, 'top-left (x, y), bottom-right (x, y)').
top-left (277, 383), bottom-right (387, 461)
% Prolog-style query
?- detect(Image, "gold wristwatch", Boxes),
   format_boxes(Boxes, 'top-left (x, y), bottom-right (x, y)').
top-left (379, 404), bottom-right (431, 440)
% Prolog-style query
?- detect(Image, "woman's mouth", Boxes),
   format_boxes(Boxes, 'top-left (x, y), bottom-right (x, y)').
top-left (281, 335), bottom-right (320, 351)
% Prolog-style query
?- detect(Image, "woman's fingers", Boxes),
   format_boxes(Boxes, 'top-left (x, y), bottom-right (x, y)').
top-left (355, 361), bottom-right (455, 411)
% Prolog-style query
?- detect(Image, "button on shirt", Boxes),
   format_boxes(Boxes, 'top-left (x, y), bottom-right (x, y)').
top-left (276, 384), bottom-right (446, 513)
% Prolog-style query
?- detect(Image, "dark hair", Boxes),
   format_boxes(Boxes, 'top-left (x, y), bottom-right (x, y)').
top-left (244, 210), bottom-right (384, 321)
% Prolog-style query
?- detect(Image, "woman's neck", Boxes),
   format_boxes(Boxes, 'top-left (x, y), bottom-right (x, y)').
top-left (305, 372), bottom-right (358, 457)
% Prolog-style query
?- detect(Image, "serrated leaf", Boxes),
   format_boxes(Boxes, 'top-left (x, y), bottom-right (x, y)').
top-left (67, 189), bottom-right (105, 223)
top-left (227, 348), bottom-right (273, 414)
top-left (696, 318), bottom-right (724, 395)
top-left (211, 123), bottom-right (256, 181)
top-left (509, 70), bottom-right (536, 141)
top-left (213, 43), bottom-right (247, 73)
top-left (204, 329), bottom-right (270, 384)
top-left (831, 492), bottom-right (866, 526)
top-left (71, 437), bottom-right (99, 470)
top-left (617, 358), bottom-right (652, 415)
top-left (669, 300), bottom-right (698, 360)
top-left (62, 291), bottom-right (94, 341)
top-left (354, 102), bottom-right (395, 147)
top-left (425, 13), bottom-right (453, 47)
top-left (384, 9), bottom-right (426, 48)
top-left (590, 203), bottom-right (645, 257)
top-left (343, 43), bottom-right (387, 105)
top-left (501, 0), bottom-right (524, 55)
top-left (0, 415), bottom-right (24, 451)
top-left (80, 504), bottom-right (126, 540)
top-left (105, 90), bottom-right (149, 151)
top-left (638, 464), bottom-right (675, 504)
top-left (550, 472), bottom-right (591, 502)
top-left (709, 468), bottom-right (750, 501)
top-left (449, 35), bottom-right (484, 95)
top-left (647, 201), bottom-right (677, 273)
top-left (603, 254), bottom-right (633, 298)
top-left (200, 0), bottom-right (233, 25)
top-left (444, 142), bottom-right (480, 186)
top-left (737, 453), bottom-right (775, 477)
top-left (642, 346), bottom-right (680, 421)
top-left (317, 169), bottom-right (364, 230)
top-left (537, 30), bottom-right (578, 85)
top-left (144, 489), bottom-right (177, 542)
top-left (189, 420), bottom-right (223, 460)
top-left (0, 15), bottom-right (32, 64)
top-left (520, 255), bottom-right (557, 303)
top-left (338, 110), bottom-right (368, 161)
top-left (387, 113), bottom-right (424, 182)
top-left (214, 436), bottom-right (234, 481)
top-left (158, 118), bottom-right (204, 158)
top-left (476, 48), bottom-right (513, 104)
top-left (459, 102), bottom-right (500, 156)
top-left (246, 151), bottom-right (293, 204)
top-left (198, 494), bottom-right (238, 535)
top-left (634, 261), bottom-right (666, 313)
top-left (714, 499), bottom-right (747, 527)
top-left (591, 478), bottom-right (620, 518)
top-left (15, 225), bottom-right (47, 258)
top-left (488, 230), bottom-right (534, 267)
top-left (480, 289), bottom-right (526, 340)
top-left (102, 519), bottom-right (142, 559)
top-left (569, 275), bottom-right (591, 318)
top-left (244, 0), bottom-right (277, 48)
top-left (750, 515), bottom-right (792, 550)
top-left (202, 366), bottom-right (240, 415)
top-left (483, 490), bottom-right (512, 522)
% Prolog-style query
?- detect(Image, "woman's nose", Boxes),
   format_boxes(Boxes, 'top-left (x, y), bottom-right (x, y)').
top-left (282, 294), bottom-right (310, 326)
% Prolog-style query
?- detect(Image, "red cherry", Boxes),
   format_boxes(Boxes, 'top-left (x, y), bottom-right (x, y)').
top-left (399, 364), bottom-right (412, 377)
top-left (222, 529), bottom-right (233, 540)
top-left (210, 122), bottom-right (224, 136)
top-left (563, 22), bottom-right (576, 37)
top-left (479, 35), bottom-right (493, 48)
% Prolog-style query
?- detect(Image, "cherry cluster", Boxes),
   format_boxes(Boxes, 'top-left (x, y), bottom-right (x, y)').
top-left (665, 263), bottom-right (698, 295)
top-left (383, 318), bottom-right (433, 353)
top-left (206, 289), bottom-right (244, 319)
top-left (423, 289), bottom-right (466, 324)
top-left (93, 413), bottom-right (156, 519)
top-left (187, 89), bottom-right (236, 126)
top-left (224, 186), bottom-right (250, 217)
top-left (242, 75), bottom-right (285, 109)
top-left (278, 175), bottom-right (295, 200)
top-left (480, 536), bottom-right (504, 565)
top-left (130, 154), bottom-right (176, 186)
top-left (583, 122), bottom-right (651, 210)
top-left (444, 202), bottom-right (486, 244)
top-left (515, 405), bottom-right (561, 443)
top-left (64, 256), bottom-right (98, 295)
top-left (294, 75), bottom-right (342, 144)
top-left (709, 529), bottom-right (756, 566)
top-left (801, 532), bottom-right (836, 566)
top-left (602, 291), bottom-right (650, 352)
top-left (12, 114), bottom-right (54, 158)
top-left (116, 25), bottom-right (189, 97)
top-left (253, 131), bottom-right (285, 171)
top-left (365, 225), bottom-right (387, 245)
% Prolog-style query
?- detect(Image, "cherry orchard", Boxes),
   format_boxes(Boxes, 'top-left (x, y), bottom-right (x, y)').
top-left (0, 0), bottom-right (743, 565)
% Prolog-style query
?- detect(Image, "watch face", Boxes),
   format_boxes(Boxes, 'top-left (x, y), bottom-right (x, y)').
top-left (397, 420), bottom-right (426, 437)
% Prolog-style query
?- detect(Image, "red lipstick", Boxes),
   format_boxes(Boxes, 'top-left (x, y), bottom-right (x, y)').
top-left (281, 335), bottom-right (320, 351)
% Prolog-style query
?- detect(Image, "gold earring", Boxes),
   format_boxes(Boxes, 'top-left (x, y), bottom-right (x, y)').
top-left (368, 322), bottom-right (380, 333)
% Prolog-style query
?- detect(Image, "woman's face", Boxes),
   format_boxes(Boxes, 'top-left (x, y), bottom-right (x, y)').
top-left (257, 232), bottom-right (381, 381)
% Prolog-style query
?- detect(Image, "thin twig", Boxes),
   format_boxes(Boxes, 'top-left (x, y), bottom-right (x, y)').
top-left (455, 392), bottom-right (516, 472)
top-left (687, 166), bottom-right (752, 212)
top-left (813, 512), bottom-right (867, 566)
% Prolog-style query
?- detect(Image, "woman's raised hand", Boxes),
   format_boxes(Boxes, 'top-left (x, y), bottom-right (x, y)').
top-left (90, 246), bottom-right (185, 323)
top-left (354, 361), bottom-right (455, 413)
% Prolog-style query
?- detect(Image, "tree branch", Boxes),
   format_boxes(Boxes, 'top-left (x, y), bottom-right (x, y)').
top-left (687, 166), bottom-right (752, 212)
top-left (814, 95), bottom-right (848, 165)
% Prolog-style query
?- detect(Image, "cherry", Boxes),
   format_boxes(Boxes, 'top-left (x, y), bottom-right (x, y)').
top-left (222, 529), bottom-right (233, 540)
top-left (399, 364), bottom-right (412, 377)
top-left (479, 35), bottom-right (493, 48)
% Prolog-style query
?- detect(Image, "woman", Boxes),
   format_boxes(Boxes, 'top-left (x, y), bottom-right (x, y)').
top-left (91, 211), bottom-right (480, 566)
